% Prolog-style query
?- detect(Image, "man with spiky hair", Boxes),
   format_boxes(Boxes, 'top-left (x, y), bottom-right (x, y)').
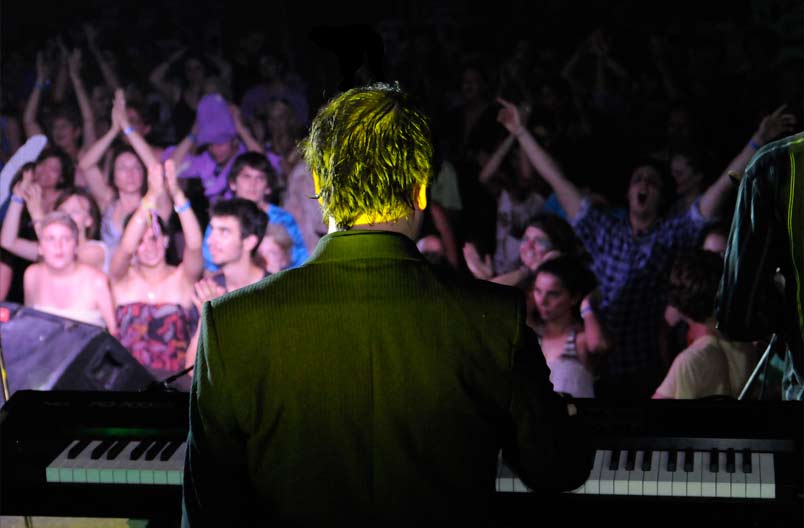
top-left (183, 83), bottom-right (592, 526)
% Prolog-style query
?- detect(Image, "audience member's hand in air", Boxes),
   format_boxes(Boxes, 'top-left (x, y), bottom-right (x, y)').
top-left (462, 242), bottom-right (493, 280)
top-left (756, 104), bottom-right (797, 144)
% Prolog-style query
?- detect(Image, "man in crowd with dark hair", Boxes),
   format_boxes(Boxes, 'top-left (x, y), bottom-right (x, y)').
top-left (205, 197), bottom-right (268, 292)
top-left (654, 250), bottom-right (757, 399)
top-left (183, 82), bottom-right (592, 526)
top-left (200, 151), bottom-right (307, 272)
top-left (184, 197), bottom-right (269, 371)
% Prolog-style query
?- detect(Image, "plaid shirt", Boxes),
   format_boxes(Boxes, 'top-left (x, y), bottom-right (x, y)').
top-left (572, 198), bottom-right (708, 377)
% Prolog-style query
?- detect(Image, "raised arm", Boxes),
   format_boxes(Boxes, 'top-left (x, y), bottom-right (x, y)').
top-left (170, 127), bottom-right (197, 170)
top-left (23, 52), bottom-right (49, 138)
top-left (577, 289), bottom-right (611, 371)
top-left (230, 103), bottom-right (262, 153)
top-left (0, 170), bottom-right (39, 261)
top-left (111, 89), bottom-right (171, 220)
top-left (478, 134), bottom-right (516, 185)
top-left (68, 48), bottom-right (97, 150)
top-left (206, 52), bottom-right (233, 89)
top-left (84, 23), bottom-right (121, 90)
top-left (497, 97), bottom-right (583, 218)
top-left (51, 39), bottom-right (70, 104)
top-left (78, 121), bottom-right (119, 211)
top-left (149, 48), bottom-right (185, 104)
top-left (699, 104), bottom-right (796, 219)
top-left (108, 162), bottom-right (163, 281)
top-left (113, 89), bottom-right (157, 167)
top-left (165, 159), bottom-right (204, 281)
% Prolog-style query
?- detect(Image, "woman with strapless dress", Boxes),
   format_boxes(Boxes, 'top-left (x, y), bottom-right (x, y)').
top-left (109, 160), bottom-right (203, 386)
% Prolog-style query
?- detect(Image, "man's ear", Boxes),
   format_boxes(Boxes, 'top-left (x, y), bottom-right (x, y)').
top-left (312, 171), bottom-right (323, 205)
top-left (415, 183), bottom-right (428, 211)
top-left (243, 233), bottom-right (259, 253)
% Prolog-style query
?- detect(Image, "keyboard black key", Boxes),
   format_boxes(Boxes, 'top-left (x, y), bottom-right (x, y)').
top-left (642, 449), bottom-right (653, 471)
top-left (709, 449), bottom-right (719, 473)
top-left (67, 439), bottom-right (91, 459)
top-left (90, 439), bottom-right (115, 460)
top-left (106, 440), bottom-right (129, 460)
top-left (159, 440), bottom-right (182, 461)
top-left (130, 440), bottom-right (152, 461)
top-left (625, 450), bottom-right (636, 471)
top-left (667, 449), bottom-right (677, 472)
top-left (742, 449), bottom-right (752, 473)
top-left (144, 440), bottom-right (167, 461)
top-left (683, 448), bottom-right (694, 472)
top-left (726, 448), bottom-right (736, 473)
top-left (609, 449), bottom-right (621, 471)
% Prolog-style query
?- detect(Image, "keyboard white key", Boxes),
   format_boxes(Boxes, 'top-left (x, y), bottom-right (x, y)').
top-left (687, 451), bottom-right (703, 497)
top-left (613, 450), bottom-right (630, 495)
top-left (598, 450), bottom-right (615, 495)
top-left (671, 451), bottom-right (686, 496)
top-left (642, 451), bottom-right (660, 496)
top-left (731, 452), bottom-right (747, 498)
top-left (716, 452), bottom-right (730, 497)
top-left (583, 449), bottom-right (605, 494)
top-left (628, 451), bottom-right (644, 495)
top-left (702, 450), bottom-right (717, 497)
top-left (759, 452), bottom-right (776, 499)
top-left (657, 451), bottom-right (672, 496)
top-left (496, 459), bottom-right (515, 492)
top-left (746, 452), bottom-right (762, 498)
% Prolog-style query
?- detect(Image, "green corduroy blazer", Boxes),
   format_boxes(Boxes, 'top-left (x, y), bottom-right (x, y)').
top-left (183, 230), bottom-right (592, 527)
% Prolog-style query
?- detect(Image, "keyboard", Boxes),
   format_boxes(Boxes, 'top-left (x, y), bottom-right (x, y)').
top-left (2, 391), bottom-right (801, 525)
top-left (0, 390), bottom-right (188, 519)
top-left (494, 398), bottom-right (803, 527)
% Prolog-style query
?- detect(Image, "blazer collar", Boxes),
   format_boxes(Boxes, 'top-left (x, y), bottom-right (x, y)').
top-left (307, 230), bottom-right (424, 263)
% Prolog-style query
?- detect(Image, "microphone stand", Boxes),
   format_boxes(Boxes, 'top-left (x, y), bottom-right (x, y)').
top-left (146, 365), bottom-right (194, 391)
top-left (739, 334), bottom-right (779, 400)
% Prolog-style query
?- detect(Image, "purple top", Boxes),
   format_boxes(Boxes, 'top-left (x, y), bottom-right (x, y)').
top-left (163, 143), bottom-right (247, 202)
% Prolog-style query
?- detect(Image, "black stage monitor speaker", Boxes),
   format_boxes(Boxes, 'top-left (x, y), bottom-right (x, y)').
top-left (0, 306), bottom-right (155, 400)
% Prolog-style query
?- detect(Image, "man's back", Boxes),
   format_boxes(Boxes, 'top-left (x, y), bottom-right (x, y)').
top-left (183, 230), bottom-right (590, 526)
top-left (717, 131), bottom-right (804, 400)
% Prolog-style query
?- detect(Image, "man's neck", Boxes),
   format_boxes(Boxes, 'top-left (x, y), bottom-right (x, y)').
top-left (332, 212), bottom-right (422, 241)
top-left (221, 257), bottom-right (262, 292)
top-left (629, 212), bottom-right (657, 237)
top-left (686, 317), bottom-right (718, 344)
top-left (45, 260), bottom-right (78, 277)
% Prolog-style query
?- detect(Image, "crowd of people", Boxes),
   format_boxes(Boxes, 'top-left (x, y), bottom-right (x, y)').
top-left (0, 3), bottom-right (801, 399)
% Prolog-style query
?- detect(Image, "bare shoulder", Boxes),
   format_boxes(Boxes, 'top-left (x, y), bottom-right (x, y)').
top-left (77, 263), bottom-right (110, 284)
top-left (23, 262), bottom-right (43, 281)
